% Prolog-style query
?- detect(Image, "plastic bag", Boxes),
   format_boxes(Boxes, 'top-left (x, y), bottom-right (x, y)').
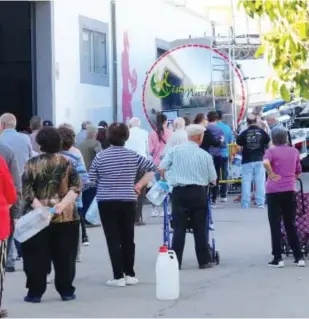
top-left (85, 198), bottom-right (101, 225)
top-left (146, 181), bottom-right (170, 206)
top-left (14, 207), bottom-right (55, 243)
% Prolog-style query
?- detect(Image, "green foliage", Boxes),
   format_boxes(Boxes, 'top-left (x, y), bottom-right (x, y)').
top-left (238, 0), bottom-right (309, 101)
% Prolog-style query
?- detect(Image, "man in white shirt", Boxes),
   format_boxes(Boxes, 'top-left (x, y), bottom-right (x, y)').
top-left (125, 117), bottom-right (149, 226)
top-left (125, 117), bottom-right (149, 158)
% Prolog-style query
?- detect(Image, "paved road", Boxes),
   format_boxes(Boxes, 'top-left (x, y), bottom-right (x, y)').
top-left (3, 175), bottom-right (309, 318)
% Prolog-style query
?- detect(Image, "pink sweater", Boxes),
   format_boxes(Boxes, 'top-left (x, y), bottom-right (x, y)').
top-left (149, 128), bottom-right (172, 165)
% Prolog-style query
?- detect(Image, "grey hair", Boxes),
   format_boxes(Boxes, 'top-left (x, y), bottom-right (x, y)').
top-left (0, 113), bottom-right (17, 128)
top-left (173, 117), bottom-right (185, 131)
top-left (128, 117), bottom-right (140, 127)
top-left (86, 125), bottom-right (98, 138)
top-left (265, 111), bottom-right (280, 122)
top-left (30, 116), bottom-right (42, 130)
top-left (271, 128), bottom-right (288, 146)
top-left (81, 120), bottom-right (91, 130)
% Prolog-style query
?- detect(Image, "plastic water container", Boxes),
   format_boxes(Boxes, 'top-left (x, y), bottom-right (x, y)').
top-left (156, 246), bottom-right (180, 300)
top-left (14, 207), bottom-right (55, 243)
top-left (146, 181), bottom-right (169, 206)
top-left (85, 198), bottom-right (101, 225)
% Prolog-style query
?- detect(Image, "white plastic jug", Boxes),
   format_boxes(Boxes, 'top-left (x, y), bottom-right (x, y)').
top-left (14, 207), bottom-right (55, 243)
top-left (146, 181), bottom-right (170, 206)
top-left (156, 246), bottom-right (180, 300)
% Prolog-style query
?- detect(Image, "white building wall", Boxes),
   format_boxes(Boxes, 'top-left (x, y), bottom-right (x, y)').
top-left (115, 0), bottom-right (211, 129)
top-left (53, 0), bottom-right (112, 130)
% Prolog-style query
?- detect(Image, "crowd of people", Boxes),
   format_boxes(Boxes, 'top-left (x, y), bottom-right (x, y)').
top-left (0, 108), bottom-right (305, 316)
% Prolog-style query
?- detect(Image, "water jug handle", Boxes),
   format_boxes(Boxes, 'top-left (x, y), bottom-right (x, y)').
top-left (168, 250), bottom-right (176, 259)
top-left (49, 207), bottom-right (56, 214)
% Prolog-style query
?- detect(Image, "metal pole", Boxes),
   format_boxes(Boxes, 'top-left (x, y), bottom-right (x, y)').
top-left (111, 0), bottom-right (118, 122)
top-left (211, 21), bottom-right (216, 110)
top-left (230, 0), bottom-right (237, 129)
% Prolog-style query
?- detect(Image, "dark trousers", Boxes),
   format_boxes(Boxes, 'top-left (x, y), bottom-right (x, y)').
top-left (14, 239), bottom-right (22, 258)
top-left (98, 201), bottom-right (136, 279)
top-left (267, 191), bottom-right (302, 260)
top-left (211, 156), bottom-right (221, 203)
top-left (135, 187), bottom-right (146, 222)
top-left (82, 187), bottom-right (96, 220)
top-left (77, 208), bottom-right (88, 241)
top-left (219, 157), bottom-right (229, 198)
top-left (21, 221), bottom-right (79, 298)
top-left (171, 185), bottom-right (209, 266)
top-left (0, 240), bottom-right (7, 311)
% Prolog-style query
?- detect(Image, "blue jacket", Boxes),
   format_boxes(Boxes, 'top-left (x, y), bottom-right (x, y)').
top-left (216, 122), bottom-right (233, 158)
top-left (60, 151), bottom-right (91, 208)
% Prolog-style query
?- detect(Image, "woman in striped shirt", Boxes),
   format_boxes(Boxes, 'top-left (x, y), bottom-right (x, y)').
top-left (89, 123), bottom-right (156, 287)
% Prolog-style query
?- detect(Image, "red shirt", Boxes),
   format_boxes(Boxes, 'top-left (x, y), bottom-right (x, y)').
top-left (0, 156), bottom-right (17, 240)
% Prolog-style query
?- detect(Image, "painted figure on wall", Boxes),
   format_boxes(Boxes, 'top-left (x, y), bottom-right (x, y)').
top-left (122, 32), bottom-right (137, 122)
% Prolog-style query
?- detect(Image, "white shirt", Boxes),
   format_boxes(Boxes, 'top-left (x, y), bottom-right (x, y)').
top-left (125, 127), bottom-right (149, 158)
top-left (163, 128), bottom-right (188, 156)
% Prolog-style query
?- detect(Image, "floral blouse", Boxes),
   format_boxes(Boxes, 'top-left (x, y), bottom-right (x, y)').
top-left (22, 153), bottom-right (81, 223)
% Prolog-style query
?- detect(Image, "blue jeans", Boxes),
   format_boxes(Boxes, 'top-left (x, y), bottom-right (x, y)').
top-left (241, 161), bottom-right (265, 208)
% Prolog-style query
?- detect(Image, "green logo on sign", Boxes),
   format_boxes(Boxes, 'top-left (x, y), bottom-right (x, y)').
top-left (150, 71), bottom-right (209, 99)
top-left (150, 71), bottom-right (173, 99)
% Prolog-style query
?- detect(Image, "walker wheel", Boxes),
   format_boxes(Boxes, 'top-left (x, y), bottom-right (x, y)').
top-left (215, 251), bottom-right (220, 265)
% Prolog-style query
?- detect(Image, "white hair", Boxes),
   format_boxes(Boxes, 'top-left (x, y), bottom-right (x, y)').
top-left (265, 111), bottom-right (280, 121)
top-left (186, 124), bottom-right (205, 137)
top-left (173, 117), bottom-right (185, 131)
top-left (0, 113), bottom-right (17, 128)
top-left (86, 125), bottom-right (98, 138)
top-left (128, 117), bottom-right (140, 127)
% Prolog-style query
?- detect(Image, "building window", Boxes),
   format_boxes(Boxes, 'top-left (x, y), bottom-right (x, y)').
top-left (79, 16), bottom-right (109, 86)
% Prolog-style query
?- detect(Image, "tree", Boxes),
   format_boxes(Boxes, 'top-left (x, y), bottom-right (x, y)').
top-left (239, 0), bottom-right (309, 101)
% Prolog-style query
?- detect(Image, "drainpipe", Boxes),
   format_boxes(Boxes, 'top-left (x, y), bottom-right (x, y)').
top-left (111, 0), bottom-right (118, 122)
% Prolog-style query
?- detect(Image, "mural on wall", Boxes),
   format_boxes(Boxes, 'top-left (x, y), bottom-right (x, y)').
top-left (142, 44), bottom-right (247, 129)
top-left (121, 32), bottom-right (138, 122)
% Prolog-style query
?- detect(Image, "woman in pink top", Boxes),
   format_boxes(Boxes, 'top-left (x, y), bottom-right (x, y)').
top-left (148, 114), bottom-right (172, 217)
top-left (263, 127), bottom-right (304, 268)
top-left (149, 114), bottom-right (172, 166)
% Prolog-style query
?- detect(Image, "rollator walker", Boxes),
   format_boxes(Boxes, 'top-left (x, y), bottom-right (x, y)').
top-left (162, 194), bottom-right (220, 265)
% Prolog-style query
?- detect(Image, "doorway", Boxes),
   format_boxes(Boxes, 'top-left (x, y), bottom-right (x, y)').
top-left (0, 1), bottom-right (34, 130)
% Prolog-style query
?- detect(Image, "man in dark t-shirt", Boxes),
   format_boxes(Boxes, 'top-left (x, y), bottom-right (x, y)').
top-left (236, 114), bottom-right (270, 209)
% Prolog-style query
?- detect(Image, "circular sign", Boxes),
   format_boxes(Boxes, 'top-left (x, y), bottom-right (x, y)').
top-left (142, 44), bottom-right (247, 129)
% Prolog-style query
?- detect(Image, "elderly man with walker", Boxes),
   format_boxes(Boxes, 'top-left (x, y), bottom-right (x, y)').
top-left (159, 124), bottom-right (217, 269)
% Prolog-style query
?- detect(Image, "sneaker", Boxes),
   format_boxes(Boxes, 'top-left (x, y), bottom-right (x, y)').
top-left (268, 259), bottom-right (284, 268)
top-left (151, 209), bottom-right (159, 217)
top-left (82, 240), bottom-right (90, 247)
top-left (46, 274), bottom-right (52, 284)
top-left (106, 278), bottom-right (126, 287)
top-left (209, 223), bottom-right (215, 231)
top-left (61, 294), bottom-right (76, 301)
top-left (220, 198), bottom-right (227, 202)
top-left (0, 309), bottom-right (8, 318)
top-left (15, 256), bottom-right (22, 262)
top-left (24, 296), bottom-right (41, 303)
top-left (257, 205), bottom-right (265, 209)
top-left (294, 259), bottom-right (306, 267)
top-left (199, 263), bottom-right (212, 269)
top-left (125, 276), bottom-right (139, 285)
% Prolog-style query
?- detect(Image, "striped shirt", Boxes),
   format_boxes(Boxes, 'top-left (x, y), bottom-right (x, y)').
top-left (159, 141), bottom-right (217, 187)
top-left (89, 146), bottom-right (156, 201)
